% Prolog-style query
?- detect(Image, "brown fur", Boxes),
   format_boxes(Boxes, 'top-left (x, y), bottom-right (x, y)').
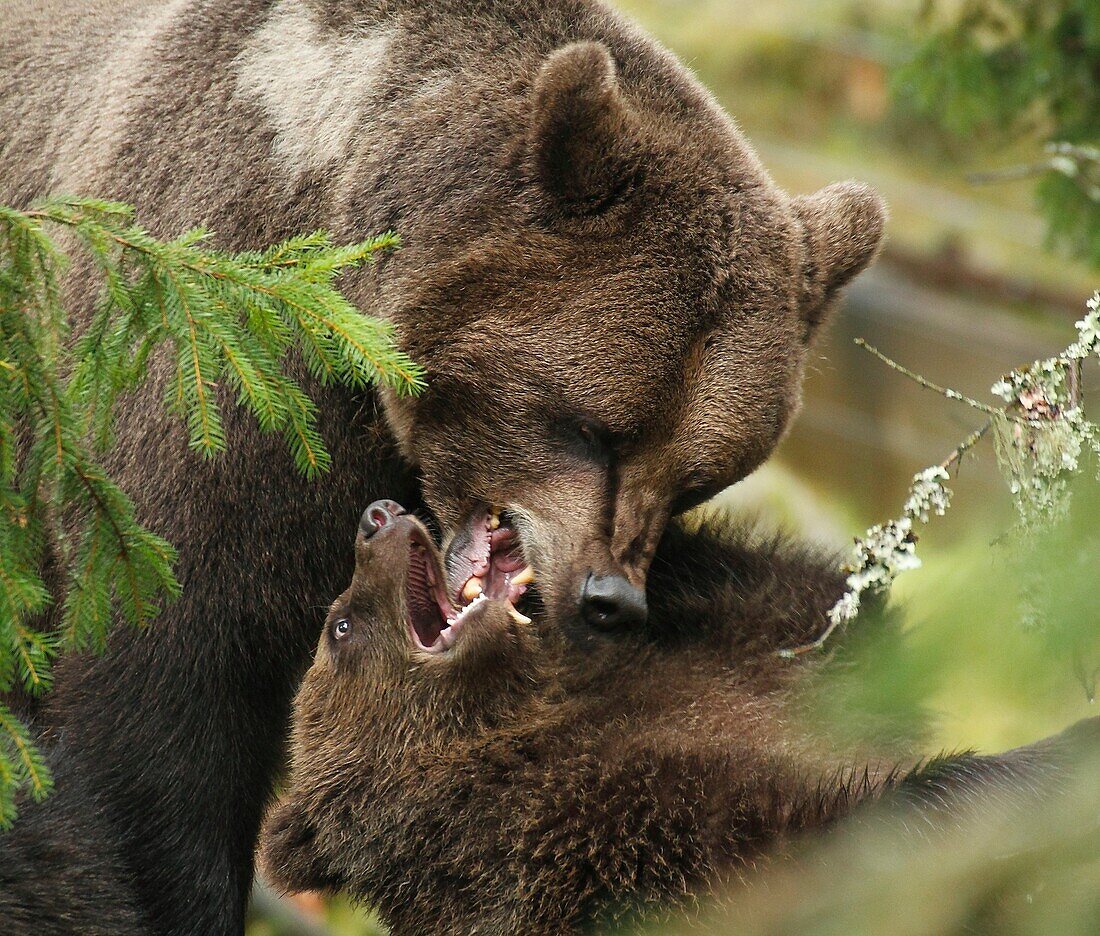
top-left (1, 2), bottom-right (884, 930)
top-left (262, 513), bottom-right (1093, 935)
top-left (0, 742), bottom-right (150, 935)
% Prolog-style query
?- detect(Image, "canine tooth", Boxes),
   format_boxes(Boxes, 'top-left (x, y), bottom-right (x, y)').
top-left (508, 606), bottom-right (532, 626)
top-left (510, 565), bottom-right (535, 586)
top-left (489, 512), bottom-right (500, 530)
top-left (462, 577), bottom-right (483, 602)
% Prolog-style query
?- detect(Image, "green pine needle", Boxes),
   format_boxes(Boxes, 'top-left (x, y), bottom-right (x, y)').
top-left (0, 196), bottom-right (422, 825)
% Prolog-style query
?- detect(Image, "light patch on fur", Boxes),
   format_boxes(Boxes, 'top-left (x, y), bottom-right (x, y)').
top-left (49, 0), bottom-right (196, 194)
top-left (234, 0), bottom-right (392, 173)
top-left (414, 71), bottom-right (456, 102)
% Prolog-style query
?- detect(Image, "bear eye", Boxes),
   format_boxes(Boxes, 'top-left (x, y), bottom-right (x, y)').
top-left (556, 415), bottom-right (612, 464)
top-left (333, 619), bottom-right (351, 640)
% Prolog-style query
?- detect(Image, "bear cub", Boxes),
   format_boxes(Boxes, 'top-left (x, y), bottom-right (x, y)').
top-left (261, 502), bottom-right (1093, 935)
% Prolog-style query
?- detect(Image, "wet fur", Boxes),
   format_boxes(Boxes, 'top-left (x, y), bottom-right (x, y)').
top-left (262, 516), bottom-right (1093, 935)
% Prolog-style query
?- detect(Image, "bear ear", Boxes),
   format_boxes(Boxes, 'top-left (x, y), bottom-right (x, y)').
top-left (527, 41), bottom-right (645, 216)
top-left (792, 181), bottom-right (886, 340)
top-left (259, 797), bottom-right (344, 894)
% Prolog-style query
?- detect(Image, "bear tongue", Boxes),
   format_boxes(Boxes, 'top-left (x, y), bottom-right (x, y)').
top-left (461, 528), bottom-right (531, 607)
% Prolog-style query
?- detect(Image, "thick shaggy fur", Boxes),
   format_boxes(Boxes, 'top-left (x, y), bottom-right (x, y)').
top-left (0, 2), bottom-right (886, 931)
top-left (0, 744), bottom-right (149, 935)
top-left (262, 515), bottom-right (1092, 935)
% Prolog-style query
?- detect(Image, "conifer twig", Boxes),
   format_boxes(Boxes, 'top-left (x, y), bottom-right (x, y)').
top-left (0, 196), bottom-right (424, 824)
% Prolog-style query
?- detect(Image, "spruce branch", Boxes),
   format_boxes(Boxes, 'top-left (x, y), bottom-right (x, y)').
top-left (0, 704), bottom-right (52, 828)
top-left (0, 196), bottom-right (423, 824)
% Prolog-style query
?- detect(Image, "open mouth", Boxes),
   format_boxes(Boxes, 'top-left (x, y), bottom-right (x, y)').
top-left (405, 516), bottom-right (532, 654)
top-left (445, 507), bottom-right (534, 620)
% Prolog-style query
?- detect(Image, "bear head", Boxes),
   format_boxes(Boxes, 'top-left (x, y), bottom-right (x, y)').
top-left (376, 40), bottom-right (884, 642)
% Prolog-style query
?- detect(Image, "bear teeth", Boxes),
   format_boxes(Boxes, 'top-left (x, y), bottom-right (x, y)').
top-left (447, 593), bottom-right (486, 627)
top-left (511, 565), bottom-right (535, 587)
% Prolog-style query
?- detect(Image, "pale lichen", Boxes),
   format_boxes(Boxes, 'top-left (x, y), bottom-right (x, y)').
top-left (785, 291), bottom-right (1100, 657)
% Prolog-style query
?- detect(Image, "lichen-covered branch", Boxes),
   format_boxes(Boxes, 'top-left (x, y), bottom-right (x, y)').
top-left (781, 291), bottom-right (1100, 657)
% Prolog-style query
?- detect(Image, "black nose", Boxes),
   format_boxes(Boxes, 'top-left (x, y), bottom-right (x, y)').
top-left (359, 500), bottom-right (406, 538)
top-left (580, 573), bottom-right (648, 631)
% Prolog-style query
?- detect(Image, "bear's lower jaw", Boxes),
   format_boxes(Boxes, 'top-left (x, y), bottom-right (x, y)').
top-left (406, 523), bottom-right (530, 654)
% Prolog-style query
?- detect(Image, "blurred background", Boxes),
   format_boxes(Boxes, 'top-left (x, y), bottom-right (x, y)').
top-left (249, 1), bottom-right (1100, 932)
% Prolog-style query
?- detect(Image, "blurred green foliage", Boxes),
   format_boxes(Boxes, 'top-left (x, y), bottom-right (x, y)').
top-left (658, 481), bottom-right (1100, 936)
top-left (247, 891), bottom-right (386, 936)
top-left (895, 0), bottom-right (1100, 267)
top-left (666, 748), bottom-right (1100, 935)
top-left (808, 472), bottom-right (1100, 749)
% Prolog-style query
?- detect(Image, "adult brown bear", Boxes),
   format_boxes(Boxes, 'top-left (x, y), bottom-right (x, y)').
top-left (0, 1), bottom-right (884, 932)
top-left (262, 504), bottom-right (1094, 935)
